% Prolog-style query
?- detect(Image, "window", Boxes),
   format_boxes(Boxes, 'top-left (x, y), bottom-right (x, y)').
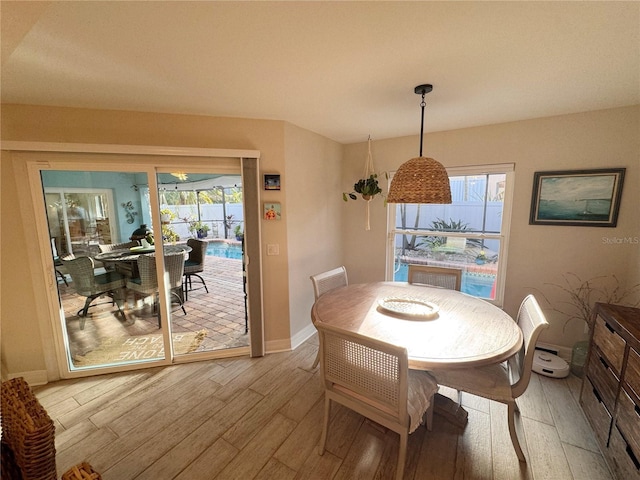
top-left (386, 164), bottom-right (514, 305)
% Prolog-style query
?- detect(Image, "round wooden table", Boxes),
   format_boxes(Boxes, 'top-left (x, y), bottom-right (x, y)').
top-left (311, 282), bottom-right (523, 371)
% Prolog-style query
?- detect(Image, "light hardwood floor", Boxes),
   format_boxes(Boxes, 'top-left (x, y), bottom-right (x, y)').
top-left (34, 337), bottom-right (615, 480)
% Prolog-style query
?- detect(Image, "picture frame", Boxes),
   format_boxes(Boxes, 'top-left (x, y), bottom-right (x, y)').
top-left (263, 202), bottom-right (281, 221)
top-left (264, 174), bottom-right (281, 191)
top-left (529, 168), bottom-right (625, 227)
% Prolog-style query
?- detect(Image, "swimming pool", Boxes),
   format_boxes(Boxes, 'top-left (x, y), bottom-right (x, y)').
top-left (206, 242), bottom-right (243, 260)
top-left (394, 263), bottom-right (495, 299)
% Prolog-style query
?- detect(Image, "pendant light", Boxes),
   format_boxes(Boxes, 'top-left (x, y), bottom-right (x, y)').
top-left (386, 84), bottom-right (452, 204)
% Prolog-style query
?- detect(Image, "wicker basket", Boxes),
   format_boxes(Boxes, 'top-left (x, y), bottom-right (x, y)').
top-left (1, 377), bottom-right (102, 480)
top-left (1, 377), bottom-right (57, 480)
top-left (61, 462), bottom-right (102, 480)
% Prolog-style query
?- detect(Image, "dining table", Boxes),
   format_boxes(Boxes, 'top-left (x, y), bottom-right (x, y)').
top-left (94, 244), bottom-right (192, 278)
top-left (311, 281), bottom-right (523, 426)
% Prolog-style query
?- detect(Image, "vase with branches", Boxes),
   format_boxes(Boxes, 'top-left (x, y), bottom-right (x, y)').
top-left (537, 273), bottom-right (640, 332)
top-left (535, 273), bottom-right (640, 376)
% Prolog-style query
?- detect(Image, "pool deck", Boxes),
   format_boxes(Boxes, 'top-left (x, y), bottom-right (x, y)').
top-left (61, 253), bottom-right (249, 368)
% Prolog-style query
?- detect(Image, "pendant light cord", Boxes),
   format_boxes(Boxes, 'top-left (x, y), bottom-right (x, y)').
top-left (419, 91), bottom-right (426, 157)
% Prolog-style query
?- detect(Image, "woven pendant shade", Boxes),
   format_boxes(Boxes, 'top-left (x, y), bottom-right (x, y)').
top-left (387, 84), bottom-right (452, 204)
top-left (387, 157), bottom-right (451, 204)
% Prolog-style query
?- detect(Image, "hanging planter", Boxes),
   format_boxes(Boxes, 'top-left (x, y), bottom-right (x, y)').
top-left (342, 138), bottom-right (385, 230)
top-left (343, 174), bottom-right (383, 202)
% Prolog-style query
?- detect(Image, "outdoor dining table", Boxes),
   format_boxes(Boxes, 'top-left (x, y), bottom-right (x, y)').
top-left (94, 244), bottom-right (192, 278)
top-left (311, 281), bottom-right (523, 425)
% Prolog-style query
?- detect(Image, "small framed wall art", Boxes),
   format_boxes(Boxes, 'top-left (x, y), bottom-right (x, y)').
top-left (264, 174), bottom-right (281, 191)
top-left (529, 168), bottom-right (625, 227)
top-left (264, 202), bottom-right (281, 221)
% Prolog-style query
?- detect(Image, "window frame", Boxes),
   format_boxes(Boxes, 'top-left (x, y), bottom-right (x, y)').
top-left (385, 163), bottom-right (515, 307)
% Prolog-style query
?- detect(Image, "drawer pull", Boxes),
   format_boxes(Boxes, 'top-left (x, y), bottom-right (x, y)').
top-left (619, 428), bottom-right (640, 470)
top-left (605, 322), bottom-right (615, 333)
top-left (599, 356), bottom-right (609, 369)
top-left (593, 387), bottom-right (603, 404)
top-left (627, 444), bottom-right (640, 470)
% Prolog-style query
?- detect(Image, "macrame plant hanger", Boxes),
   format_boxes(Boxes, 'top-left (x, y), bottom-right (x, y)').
top-left (362, 136), bottom-right (375, 230)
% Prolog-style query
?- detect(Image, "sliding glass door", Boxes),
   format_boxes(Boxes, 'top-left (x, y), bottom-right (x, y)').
top-left (42, 169), bottom-right (171, 371)
top-left (37, 162), bottom-right (253, 374)
top-left (156, 171), bottom-right (249, 356)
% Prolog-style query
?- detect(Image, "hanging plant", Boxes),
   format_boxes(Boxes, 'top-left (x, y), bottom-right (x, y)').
top-left (342, 137), bottom-right (386, 230)
top-left (343, 174), bottom-right (383, 201)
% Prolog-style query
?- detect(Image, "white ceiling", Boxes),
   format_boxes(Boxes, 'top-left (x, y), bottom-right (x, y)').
top-left (2, 1), bottom-right (639, 144)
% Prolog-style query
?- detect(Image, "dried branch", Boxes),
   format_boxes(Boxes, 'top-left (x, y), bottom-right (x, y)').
top-left (533, 273), bottom-right (640, 331)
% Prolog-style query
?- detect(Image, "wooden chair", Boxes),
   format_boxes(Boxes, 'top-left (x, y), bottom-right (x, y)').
top-left (316, 322), bottom-right (438, 480)
top-left (309, 266), bottom-right (348, 368)
top-left (429, 294), bottom-right (549, 462)
top-left (60, 254), bottom-right (126, 329)
top-left (127, 252), bottom-right (186, 327)
top-left (407, 264), bottom-right (462, 291)
top-left (1, 377), bottom-right (102, 480)
top-left (183, 238), bottom-right (209, 301)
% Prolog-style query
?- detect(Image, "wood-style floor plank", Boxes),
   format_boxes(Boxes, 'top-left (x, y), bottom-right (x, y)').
top-left (30, 340), bottom-right (616, 480)
top-left (539, 374), bottom-right (601, 453)
top-left (563, 443), bottom-right (614, 480)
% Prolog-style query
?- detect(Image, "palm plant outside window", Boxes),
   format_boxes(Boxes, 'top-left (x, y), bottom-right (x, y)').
top-left (386, 164), bottom-right (514, 305)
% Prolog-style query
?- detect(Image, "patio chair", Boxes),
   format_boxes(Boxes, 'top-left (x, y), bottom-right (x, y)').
top-left (127, 252), bottom-right (186, 327)
top-left (316, 322), bottom-right (438, 480)
top-left (429, 294), bottom-right (549, 462)
top-left (97, 241), bottom-right (139, 253)
top-left (407, 264), bottom-right (462, 291)
top-left (183, 238), bottom-right (209, 301)
top-left (51, 238), bottom-right (68, 286)
top-left (60, 254), bottom-right (126, 329)
top-left (309, 266), bottom-right (348, 369)
top-left (1, 377), bottom-right (102, 480)
top-left (98, 241), bottom-right (139, 275)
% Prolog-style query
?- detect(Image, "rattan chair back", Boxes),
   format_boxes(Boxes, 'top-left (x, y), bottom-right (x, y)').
top-left (184, 238), bottom-right (207, 275)
top-left (407, 264), bottom-right (462, 291)
top-left (310, 266), bottom-right (348, 300)
top-left (510, 294), bottom-right (550, 398)
top-left (60, 255), bottom-right (126, 327)
top-left (98, 241), bottom-right (138, 253)
top-left (183, 239), bottom-right (209, 300)
top-left (316, 322), bottom-right (437, 480)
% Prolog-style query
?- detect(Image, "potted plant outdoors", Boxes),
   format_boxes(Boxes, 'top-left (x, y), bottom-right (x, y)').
top-left (234, 224), bottom-right (244, 241)
top-left (343, 174), bottom-right (384, 202)
top-left (194, 221), bottom-right (210, 239)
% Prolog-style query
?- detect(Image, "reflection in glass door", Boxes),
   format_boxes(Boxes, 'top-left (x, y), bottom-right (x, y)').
top-left (41, 168), bottom-right (250, 372)
top-left (156, 172), bottom-right (249, 356)
top-left (42, 169), bottom-right (172, 371)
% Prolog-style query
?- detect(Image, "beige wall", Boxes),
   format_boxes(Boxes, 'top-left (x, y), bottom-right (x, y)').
top-left (1, 104), bottom-right (321, 378)
top-left (2, 104), bottom-right (638, 381)
top-left (342, 105), bottom-right (640, 348)
top-left (284, 123), bottom-right (344, 347)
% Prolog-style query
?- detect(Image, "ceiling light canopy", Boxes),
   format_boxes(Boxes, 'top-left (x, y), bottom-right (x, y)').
top-left (386, 85), bottom-right (452, 204)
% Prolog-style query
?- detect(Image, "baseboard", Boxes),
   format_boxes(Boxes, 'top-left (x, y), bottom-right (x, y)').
top-left (290, 324), bottom-right (317, 350)
top-left (3, 369), bottom-right (49, 386)
top-left (265, 338), bottom-right (293, 354)
top-left (535, 342), bottom-right (573, 363)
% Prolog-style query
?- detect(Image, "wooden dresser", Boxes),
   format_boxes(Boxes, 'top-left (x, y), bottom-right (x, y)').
top-left (580, 303), bottom-right (640, 479)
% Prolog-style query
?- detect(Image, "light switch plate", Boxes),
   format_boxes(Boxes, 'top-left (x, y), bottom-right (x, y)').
top-left (267, 244), bottom-right (279, 256)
